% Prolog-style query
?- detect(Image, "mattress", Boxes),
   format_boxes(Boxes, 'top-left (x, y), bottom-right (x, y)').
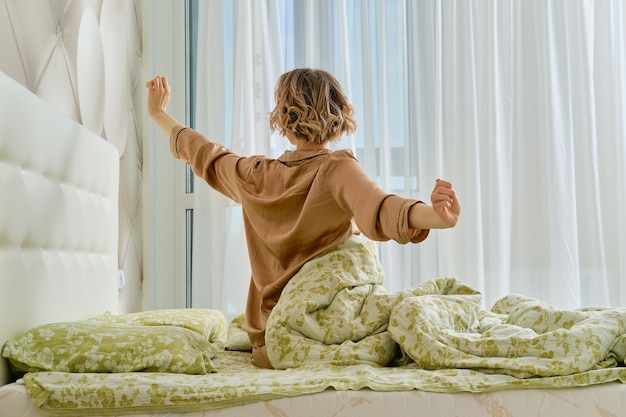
top-left (2, 379), bottom-right (626, 417)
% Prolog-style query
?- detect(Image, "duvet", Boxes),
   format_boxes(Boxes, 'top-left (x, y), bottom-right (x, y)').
top-left (13, 236), bottom-right (626, 416)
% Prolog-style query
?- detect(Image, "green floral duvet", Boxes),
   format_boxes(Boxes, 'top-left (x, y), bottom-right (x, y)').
top-left (17, 236), bottom-right (626, 416)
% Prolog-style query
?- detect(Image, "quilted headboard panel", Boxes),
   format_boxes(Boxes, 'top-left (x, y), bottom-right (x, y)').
top-left (0, 71), bottom-right (120, 385)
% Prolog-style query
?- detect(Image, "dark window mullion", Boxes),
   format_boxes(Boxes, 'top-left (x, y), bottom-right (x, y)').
top-left (184, 0), bottom-right (199, 307)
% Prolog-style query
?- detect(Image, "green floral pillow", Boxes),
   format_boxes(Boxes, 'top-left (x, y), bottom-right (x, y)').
top-left (2, 321), bottom-right (218, 376)
top-left (89, 308), bottom-right (228, 348)
top-left (225, 313), bottom-right (252, 351)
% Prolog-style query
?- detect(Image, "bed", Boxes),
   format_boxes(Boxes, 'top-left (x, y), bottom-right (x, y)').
top-left (2, 69), bottom-right (626, 417)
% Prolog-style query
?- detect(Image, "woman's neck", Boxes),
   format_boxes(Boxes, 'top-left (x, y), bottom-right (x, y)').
top-left (296, 142), bottom-right (330, 151)
top-left (287, 133), bottom-right (331, 151)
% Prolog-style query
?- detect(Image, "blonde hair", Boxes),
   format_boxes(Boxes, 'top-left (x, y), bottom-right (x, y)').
top-left (269, 68), bottom-right (357, 144)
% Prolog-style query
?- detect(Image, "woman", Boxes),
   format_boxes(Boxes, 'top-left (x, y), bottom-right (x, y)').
top-left (146, 68), bottom-right (460, 368)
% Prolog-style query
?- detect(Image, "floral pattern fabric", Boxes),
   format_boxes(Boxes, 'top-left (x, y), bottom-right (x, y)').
top-left (15, 236), bottom-right (626, 415)
top-left (267, 235), bottom-right (626, 378)
top-left (2, 308), bottom-right (229, 377)
top-left (88, 308), bottom-right (228, 347)
top-left (265, 235), bottom-right (399, 368)
top-left (23, 352), bottom-right (626, 416)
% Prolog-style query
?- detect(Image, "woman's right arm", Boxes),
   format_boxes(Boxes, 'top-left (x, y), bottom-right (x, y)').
top-left (408, 179), bottom-right (460, 230)
top-left (331, 152), bottom-right (459, 243)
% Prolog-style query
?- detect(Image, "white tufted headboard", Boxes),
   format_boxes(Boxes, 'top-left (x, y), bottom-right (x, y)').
top-left (0, 71), bottom-right (120, 385)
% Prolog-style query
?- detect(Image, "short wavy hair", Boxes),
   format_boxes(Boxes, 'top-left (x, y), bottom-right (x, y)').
top-left (269, 68), bottom-right (357, 144)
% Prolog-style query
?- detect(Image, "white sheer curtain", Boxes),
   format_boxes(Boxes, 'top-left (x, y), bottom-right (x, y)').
top-left (190, 0), bottom-right (626, 319)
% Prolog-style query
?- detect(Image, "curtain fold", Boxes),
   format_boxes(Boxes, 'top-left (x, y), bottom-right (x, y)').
top-left (191, 0), bottom-right (626, 318)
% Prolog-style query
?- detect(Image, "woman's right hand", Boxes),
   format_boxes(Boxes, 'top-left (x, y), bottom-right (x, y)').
top-left (430, 179), bottom-right (460, 228)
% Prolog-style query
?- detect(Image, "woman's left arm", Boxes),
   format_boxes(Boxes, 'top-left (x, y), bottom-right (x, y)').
top-left (146, 75), bottom-right (182, 136)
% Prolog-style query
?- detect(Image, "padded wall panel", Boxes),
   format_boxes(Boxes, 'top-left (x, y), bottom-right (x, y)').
top-left (0, 71), bottom-right (120, 385)
top-left (0, 0), bottom-right (145, 316)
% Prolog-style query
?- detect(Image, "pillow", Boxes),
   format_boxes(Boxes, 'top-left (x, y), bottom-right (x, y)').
top-left (89, 308), bottom-right (228, 348)
top-left (2, 321), bottom-right (219, 376)
top-left (225, 313), bottom-right (252, 352)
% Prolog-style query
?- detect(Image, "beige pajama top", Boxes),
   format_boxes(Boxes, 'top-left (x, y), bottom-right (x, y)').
top-left (169, 125), bottom-right (429, 349)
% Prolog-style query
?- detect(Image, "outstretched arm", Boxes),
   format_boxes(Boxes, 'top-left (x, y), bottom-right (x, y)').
top-left (408, 179), bottom-right (460, 230)
top-left (146, 75), bottom-right (181, 136)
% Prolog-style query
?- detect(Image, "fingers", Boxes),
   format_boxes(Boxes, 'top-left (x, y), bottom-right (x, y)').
top-left (433, 178), bottom-right (451, 188)
top-left (428, 178), bottom-right (460, 227)
top-left (432, 179), bottom-right (455, 201)
top-left (434, 179), bottom-right (454, 193)
top-left (145, 76), bottom-right (172, 117)
top-left (431, 178), bottom-right (459, 217)
top-left (145, 75), bottom-right (168, 91)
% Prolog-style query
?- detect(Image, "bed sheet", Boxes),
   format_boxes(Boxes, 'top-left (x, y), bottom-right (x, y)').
top-left (2, 379), bottom-right (626, 417)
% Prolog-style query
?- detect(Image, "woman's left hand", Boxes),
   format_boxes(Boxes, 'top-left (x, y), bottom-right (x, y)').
top-left (145, 75), bottom-right (171, 118)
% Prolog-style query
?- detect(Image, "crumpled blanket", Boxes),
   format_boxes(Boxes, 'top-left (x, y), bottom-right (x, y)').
top-left (18, 237), bottom-right (626, 416)
top-left (266, 235), bottom-right (626, 378)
